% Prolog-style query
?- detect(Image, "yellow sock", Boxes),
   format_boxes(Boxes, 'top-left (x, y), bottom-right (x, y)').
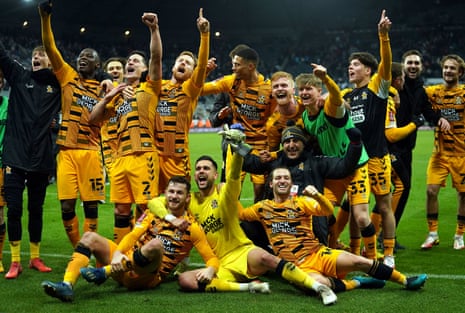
top-left (456, 221), bottom-right (465, 236)
top-left (30, 242), bottom-right (40, 260)
top-left (280, 261), bottom-right (316, 290)
top-left (383, 238), bottom-right (395, 257)
top-left (389, 269), bottom-right (407, 285)
top-left (63, 216), bottom-right (80, 247)
top-left (427, 219), bottom-right (438, 233)
top-left (63, 252), bottom-right (90, 285)
top-left (370, 212), bottom-right (382, 234)
top-left (10, 240), bottom-right (21, 262)
top-left (205, 278), bottom-right (244, 292)
top-left (363, 235), bottom-right (377, 260)
top-left (344, 279), bottom-right (358, 290)
top-left (104, 264), bottom-right (112, 276)
top-left (350, 237), bottom-right (361, 255)
top-left (84, 218), bottom-right (98, 233)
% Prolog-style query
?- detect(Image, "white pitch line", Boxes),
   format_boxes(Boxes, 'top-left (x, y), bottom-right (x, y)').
top-left (5, 251), bottom-right (464, 280)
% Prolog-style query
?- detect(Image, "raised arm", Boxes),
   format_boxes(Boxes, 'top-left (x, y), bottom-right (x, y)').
top-left (312, 63), bottom-right (345, 119)
top-left (38, 0), bottom-right (66, 72)
top-left (141, 12), bottom-right (162, 82)
top-left (377, 9), bottom-right (392, 85)
top-left (190, 8), bottom-right (210, 89)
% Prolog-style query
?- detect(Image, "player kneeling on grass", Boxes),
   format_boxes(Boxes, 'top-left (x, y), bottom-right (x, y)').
top-left (41, 176), bottom-right (222, 302)
top-left (238, 167), bottom-right (428, 295)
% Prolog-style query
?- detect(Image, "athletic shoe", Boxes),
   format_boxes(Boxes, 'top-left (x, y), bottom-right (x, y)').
top-left (405, 274), bottom-right (428, 290)
top-left (80, 267), bottom-right (107, 285)
top-left (29, 258), bottom-right (52, 272)
top-left (353, 276), bottom-right (386, 289)
top-left (453, 235), bottom-right (464, 250)
top-left (5, 262), bottom-right (22, 279)
top-left (421, 234), bottom-right (439, 250)
top-left (383, 255), bottom-right (395, 268)
top-left (248, 280), bottom-right (271, 294)
top-left (42, 281), bottom-right (74, 302)
top-left (0, 260), bottom-right (4, 273)
top-left (316, 284), bottom-right (337, 305)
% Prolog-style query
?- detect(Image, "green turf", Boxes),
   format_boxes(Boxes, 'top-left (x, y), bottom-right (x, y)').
top-left (1, 129), bottom-right (463, 313)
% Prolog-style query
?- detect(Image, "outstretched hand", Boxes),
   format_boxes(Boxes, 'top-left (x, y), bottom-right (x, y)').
top-left (311, 63), bottom-right (327, 80)
top-left (197, 8), bottom-right (210, 33)
top-left (378, 9), bottom-right (392, 35)
top-left (206, 57), bottom-right (218, 76)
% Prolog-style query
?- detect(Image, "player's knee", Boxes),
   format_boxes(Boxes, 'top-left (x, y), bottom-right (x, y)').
top-left (61, 199), bottom-right (76, 214)
top-left (259, 251), bottom-right (278, 269)
top-left (114, 204), bottom-right (132, 215)
top-left (79, 231), bottom-right (101, 247)
top-left (426, 185), bottom-right (440, 198)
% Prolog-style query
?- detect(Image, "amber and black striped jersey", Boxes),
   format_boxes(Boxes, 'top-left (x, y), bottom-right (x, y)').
top-left (265, 96), bottom-right (304, 151)
top-left (239, 196), bottom-right (330, 264)
top-left (155, 32), bottom-right (209, 158)
top-left (342, 32), bottom-right (392, 158)
top-left (55, 65), bottom-right (103, 150)
top-left (100, 81), bottom-right (121, 166)
top-left (118, 210), bottom-right (219, 280)
top-left (425, 84), bottom-right (465, 156)
top-left (156, 80), bottom-right (197, 157)
top-left (108, 80), bottom-right (160, 157)
top-left (202, 74), bottom-right (276, 151)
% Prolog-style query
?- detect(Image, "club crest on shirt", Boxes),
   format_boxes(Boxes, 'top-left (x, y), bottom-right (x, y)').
top-left (287, 209), bottom-right (297, 219)
top-left (173, 229), bottom-right (183, 241)
top-left (211, 199), bottom-right (218, 209)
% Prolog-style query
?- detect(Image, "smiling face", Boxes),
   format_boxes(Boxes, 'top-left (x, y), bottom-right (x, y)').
top-left (442, 58), bottom-right (462, 86)
top-left (272, 76), bottom-right (295, 107)
top-left (165, 182), bottom-right (190, 215)
top-left (297, 84), bottom-right (321, 112)
top-left (76, 48), bottom-right (100, 78)
top-left (403, 54), bottom-right (423, 80)
top-left (282, 138), bottom-right (305, 160)
top-left (270, 167), bottom-right (292, 197)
